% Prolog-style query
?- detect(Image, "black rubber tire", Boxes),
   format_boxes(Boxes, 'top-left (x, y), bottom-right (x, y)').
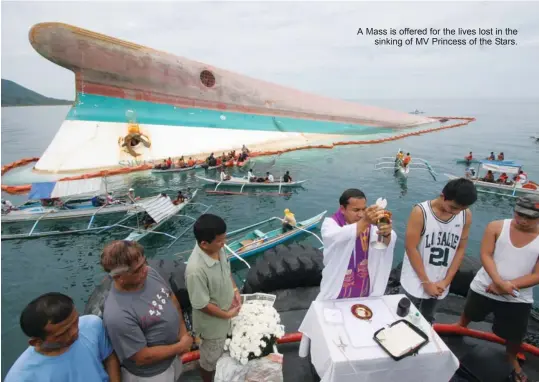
top-left (242, 243), bottom-right (324, 294)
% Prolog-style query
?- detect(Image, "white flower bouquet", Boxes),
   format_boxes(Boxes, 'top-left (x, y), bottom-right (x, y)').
top-left (224, 295), bottom-right (285, 366)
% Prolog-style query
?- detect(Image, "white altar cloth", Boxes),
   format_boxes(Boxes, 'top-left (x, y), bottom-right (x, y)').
top-left (298, 294), bottom-right (459, 382)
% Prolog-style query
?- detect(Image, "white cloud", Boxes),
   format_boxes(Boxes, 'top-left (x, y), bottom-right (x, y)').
top-left (1, 1), bottom-right (538, 100)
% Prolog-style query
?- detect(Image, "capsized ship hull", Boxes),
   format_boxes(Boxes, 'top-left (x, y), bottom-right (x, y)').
top-left (30, 22), bottom-right (437, 173)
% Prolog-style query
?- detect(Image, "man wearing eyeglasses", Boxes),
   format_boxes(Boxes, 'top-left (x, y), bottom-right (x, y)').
top-left (455, 195), bottom-right (539, 382)
top-left (100, 241), bottom-right (193, 382)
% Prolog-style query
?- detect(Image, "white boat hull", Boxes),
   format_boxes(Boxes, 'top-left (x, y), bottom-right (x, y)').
top-left (195, 175), bottom-right (306, 188)
top-left (2, 202), bottom-right (142, 223)
top-left (445, 174), bottom-right (539, 196)
top-left (151, 165), bottom-right (200, 174)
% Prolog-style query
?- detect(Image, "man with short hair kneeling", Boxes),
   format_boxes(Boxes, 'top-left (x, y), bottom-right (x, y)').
top-left (186, 214), bottom-right (242, 382)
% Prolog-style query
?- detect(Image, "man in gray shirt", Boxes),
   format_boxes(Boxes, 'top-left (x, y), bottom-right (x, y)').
top-left (101, 240), bottom-right (193, 382)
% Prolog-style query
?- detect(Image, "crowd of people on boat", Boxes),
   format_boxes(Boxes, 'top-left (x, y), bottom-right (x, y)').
top-left (5, 178), bottom-right (539, 382)
top-left (154, 156), bottom-right (197, 170)
top-left (467, 168), bottom-right (529, 186)
top-left (152, 145), bottom-right (251, 171)
top-left (464, 151), bottom-right (505, 162)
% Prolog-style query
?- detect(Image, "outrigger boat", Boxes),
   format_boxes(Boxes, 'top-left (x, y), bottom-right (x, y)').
top-left (225, 211), bottom-right (326, 261)
top-left (112, 189), bottom-right (212, 244)
top-left (195, 175), bottom-right (306, 195)
top-left (0, 177), bottom-right (172, 220)
top-left (445, 160), bottom-right (539, 198)
top-left (1, 179), bottom-right (147, 225)
top-left (455, 158), bottom-right (515, 165)
top-left (375, 150), bottom-right (437, 181)
top-left (151, 164), bottom-right (201, 174)
top-left (0, 178), bottom-right (147, 240)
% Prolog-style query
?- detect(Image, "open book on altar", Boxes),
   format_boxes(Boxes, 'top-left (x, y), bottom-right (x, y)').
top-left (373, 320), bottom-right (429, 361)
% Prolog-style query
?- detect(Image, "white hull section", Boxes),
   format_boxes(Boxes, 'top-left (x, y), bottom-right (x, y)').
top-left (34, 120), bottom-right (313, 173)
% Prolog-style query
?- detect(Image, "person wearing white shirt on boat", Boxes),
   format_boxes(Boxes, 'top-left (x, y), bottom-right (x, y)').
top-left (454, 195), bottom-right (539, 382)
top-left (465, 167), bottom-right (476, 180)
top-left (400, 178), bottom-right (476, 324)
top-left (1, 199), bottom-right (16, 213)
top-left (264, 172), bottom-right (274, 183)
top-left (220, 169), bottom-right (231, 182)
top-left (516, 170), bottom-right (528, 185)
top-left (247, 169), bottom-right (256, 182)
top-left (127, 188), bottom-right (140, 204)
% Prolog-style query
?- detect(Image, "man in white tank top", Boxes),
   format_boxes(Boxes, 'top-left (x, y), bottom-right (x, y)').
top-left (400, 178), bottom-right (477, 323)
top-left (455, 195), bottom-right (539, 382)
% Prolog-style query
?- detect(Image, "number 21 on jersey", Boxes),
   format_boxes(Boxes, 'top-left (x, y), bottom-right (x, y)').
top-left (429, 247), bottom-right (449, 267)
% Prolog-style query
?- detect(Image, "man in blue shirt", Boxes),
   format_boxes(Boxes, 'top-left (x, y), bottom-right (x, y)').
top-left (5, 292), bottom-right (121, 382)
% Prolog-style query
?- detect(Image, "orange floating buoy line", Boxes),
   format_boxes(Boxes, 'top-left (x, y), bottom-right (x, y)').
top-left (1, 116), bottom-right (474, 195)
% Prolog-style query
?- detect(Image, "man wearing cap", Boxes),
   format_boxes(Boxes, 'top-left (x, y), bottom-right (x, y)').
top-left (455, 195), bottom-right (539, 382)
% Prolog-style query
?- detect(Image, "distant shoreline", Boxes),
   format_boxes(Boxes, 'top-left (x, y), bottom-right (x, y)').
top-left (1, 103), bottom-right (73, 108)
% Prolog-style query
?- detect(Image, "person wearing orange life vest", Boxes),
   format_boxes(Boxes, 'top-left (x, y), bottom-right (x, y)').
top-left (187, 157), bottom-right (195, 167)
top-left (497, 172), bottom-right (509, 184)
top-left (177, 156), bottom-right (186, 168)
top-left (465, 152), bottom-right (473, 161)
top-left (498, 152), bottom-right (505, 161)
top-left (166, 157), bottom-right (172, 168)
top-left (402, 153), bottom-right (412, 168)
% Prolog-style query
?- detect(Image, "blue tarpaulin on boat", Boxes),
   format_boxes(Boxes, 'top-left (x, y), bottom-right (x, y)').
top-left (28, 182), bottom-right (57, 200)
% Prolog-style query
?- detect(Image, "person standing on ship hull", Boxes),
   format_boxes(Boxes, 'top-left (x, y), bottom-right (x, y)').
top-left (316, 188), bottom-right (397, 301)
top-left (400, 178), bottom-right (477, 324)
top-left (455, 196), bottom-right (539, 382)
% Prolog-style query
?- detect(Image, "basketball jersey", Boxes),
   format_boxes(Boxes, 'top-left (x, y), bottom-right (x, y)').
top-left (471, 219), bottom-right (539, 304)
top-left (400, 201), bottom-right (466, 299)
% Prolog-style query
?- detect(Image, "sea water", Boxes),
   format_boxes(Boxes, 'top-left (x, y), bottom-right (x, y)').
top-left (1, 98), bottom-right (538, 377)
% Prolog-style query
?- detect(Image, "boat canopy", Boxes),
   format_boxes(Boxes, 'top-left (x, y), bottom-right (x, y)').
top-left (27, 178), bottom-right (106, 200)
top-left (139, 195), bottom-right (178, 224)
top-left (480, 160), bottom-right (522, 174)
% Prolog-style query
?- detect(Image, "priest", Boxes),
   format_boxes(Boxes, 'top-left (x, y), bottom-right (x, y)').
top-left (317, 188), bottom-right (397, 300)
top-left (299, 188), bottom-right (397, 359)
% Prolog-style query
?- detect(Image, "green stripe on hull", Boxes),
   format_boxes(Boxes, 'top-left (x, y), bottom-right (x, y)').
top-left (67, 94), bottom-right (394, 135)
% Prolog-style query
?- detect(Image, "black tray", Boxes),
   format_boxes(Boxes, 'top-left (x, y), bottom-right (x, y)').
top-left (373, 319), bottom-right (429, 361)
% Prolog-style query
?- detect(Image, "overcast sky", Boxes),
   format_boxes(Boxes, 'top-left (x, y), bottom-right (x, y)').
top-left (2, 1), bottom-right (538, 100)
